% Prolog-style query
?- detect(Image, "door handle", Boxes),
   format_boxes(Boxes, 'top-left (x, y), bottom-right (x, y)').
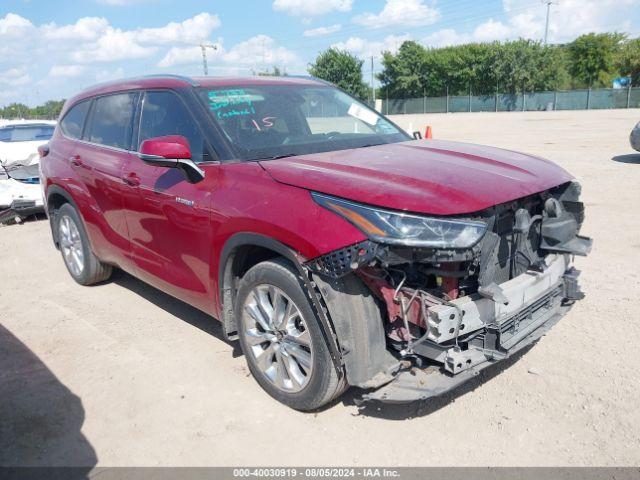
top-left (122, 172), bottom-right (141, 187)
top-left (68, 155), bottom-right (83, 167)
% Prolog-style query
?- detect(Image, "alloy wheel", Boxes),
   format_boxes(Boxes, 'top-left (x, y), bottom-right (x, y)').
top-left (59, 214), bottom-right (84, 277)
top-left (242, 284), bottom-right (313, 393)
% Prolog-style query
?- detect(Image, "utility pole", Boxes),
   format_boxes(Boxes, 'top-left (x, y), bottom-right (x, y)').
top-left (199, 42), bottom-right (217, 76)
top-left (542, 1), bottom-right (558, 44)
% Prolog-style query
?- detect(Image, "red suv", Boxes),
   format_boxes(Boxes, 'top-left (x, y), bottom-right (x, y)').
top-left (41, 75), bottom-right (591, 410)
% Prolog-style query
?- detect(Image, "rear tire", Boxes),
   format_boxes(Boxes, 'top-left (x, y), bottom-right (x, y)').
top-left (55, 203), bottom-right (112, 286)
top-left (235, 258), bottom-right (344, 411)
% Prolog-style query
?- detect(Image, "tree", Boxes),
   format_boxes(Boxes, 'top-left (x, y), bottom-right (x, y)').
top-left (378, 39), bottom-right (570, 98)
top-left (616, 37), bottom-right (640, 86)
top-left (0, 99), bottom-right (65, 120)
top-left (309, 48), bottom-right (369, 100)
top-left (566, 33), bottom-right (625, 88)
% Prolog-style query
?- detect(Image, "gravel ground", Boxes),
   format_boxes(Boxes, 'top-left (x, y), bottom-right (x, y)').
top-left (1, 108), bottom-right (639, 467)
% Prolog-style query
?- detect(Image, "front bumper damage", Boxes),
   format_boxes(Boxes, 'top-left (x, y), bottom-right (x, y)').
top-left (307, 181), bottom-right (591, 403)
top-left (0, 162), bottom-right (44, 224)
top-left (362, 255), bottom-right (580, 403)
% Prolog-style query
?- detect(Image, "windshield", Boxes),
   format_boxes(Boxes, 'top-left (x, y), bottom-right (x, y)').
top-left (198, 84), bottom-right (409, 160)
top-left (0, 124), bottom-right (55, 143)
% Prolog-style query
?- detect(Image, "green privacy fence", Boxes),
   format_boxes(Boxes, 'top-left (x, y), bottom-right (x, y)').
top-left (382, 87), bottom-right (640, 115)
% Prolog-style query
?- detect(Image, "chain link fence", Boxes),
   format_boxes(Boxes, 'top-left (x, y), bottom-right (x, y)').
top-left (382, 87), bottom-right (640, 115)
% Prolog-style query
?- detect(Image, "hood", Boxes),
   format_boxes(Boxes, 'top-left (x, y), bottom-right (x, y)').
top-left (0, 141), bottom-right (44, 168)
top-left (259, 139), bottom-right (573, 216)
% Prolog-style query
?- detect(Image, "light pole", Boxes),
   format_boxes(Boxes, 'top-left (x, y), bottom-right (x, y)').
top-left (542, 1), bottom-right (558, 44)
top-left (199, 42), bottom-right (217, 76)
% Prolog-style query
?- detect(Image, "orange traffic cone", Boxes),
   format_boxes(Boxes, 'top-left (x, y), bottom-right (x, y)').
top-left (425, 125), bottom-right (433, 139)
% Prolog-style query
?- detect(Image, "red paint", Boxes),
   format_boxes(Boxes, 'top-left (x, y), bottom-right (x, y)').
top-left (359, 271), bottom-right (430, 341)
top-left (42, 75), bottom-right (573, 323)
top-left (260, 139), bottom-right (573, 216)
top-left (440, 263), bottom-right (460, 300)
top-left (140, 135), bottom-right (192, 159)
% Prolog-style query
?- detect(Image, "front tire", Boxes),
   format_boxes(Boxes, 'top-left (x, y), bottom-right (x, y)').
top-left (56, 203), bottom-right (112, 286)
top-left (235, 258), bottom-right (344, 411)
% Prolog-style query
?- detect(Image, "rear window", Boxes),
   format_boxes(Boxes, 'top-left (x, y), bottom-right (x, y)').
top-left (0, 124), bottom-right (55, 142)
top-left (86, 93), bottom-right (137, 149)
top-left (60, 100), bottom-right (91, 140)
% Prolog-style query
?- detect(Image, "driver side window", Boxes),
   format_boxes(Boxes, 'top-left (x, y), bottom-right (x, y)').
top-left (138, 91), bottom-right (211, 163)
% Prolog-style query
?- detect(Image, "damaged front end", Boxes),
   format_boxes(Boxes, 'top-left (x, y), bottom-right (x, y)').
top-left (0, 163), bottom-right (44, 225)
top-left (307, 181), bottom-right (592, 403)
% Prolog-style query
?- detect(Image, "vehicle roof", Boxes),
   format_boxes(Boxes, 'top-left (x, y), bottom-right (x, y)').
top-left (63, 75), bottom-right (327, 114)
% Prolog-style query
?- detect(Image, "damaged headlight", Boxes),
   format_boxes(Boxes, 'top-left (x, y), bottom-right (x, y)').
top-left (313, 192), bottom-right (487, 248)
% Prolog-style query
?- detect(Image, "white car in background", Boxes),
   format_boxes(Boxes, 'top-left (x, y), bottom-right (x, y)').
top-left (0, 120), bottom-right (56, 223)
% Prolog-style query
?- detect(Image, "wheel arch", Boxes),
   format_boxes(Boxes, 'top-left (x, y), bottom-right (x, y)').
top-left (218, 233), bottom-right (309, 339)
top-left (218, 233), bottom-right (345, 377)
top-left (46, 184), bottom-right (81, 249)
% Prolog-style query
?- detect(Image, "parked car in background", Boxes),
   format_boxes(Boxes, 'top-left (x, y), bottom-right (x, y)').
top-left (40, 75), bottom-right (591, 410)
top-left (631, 121), bottom-right (640, 152)
top-left (0, 120), bottom-right (55, 223)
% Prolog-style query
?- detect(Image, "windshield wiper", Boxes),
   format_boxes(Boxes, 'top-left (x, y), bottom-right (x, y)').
top-left (256, 153), bottom-right (298, 161)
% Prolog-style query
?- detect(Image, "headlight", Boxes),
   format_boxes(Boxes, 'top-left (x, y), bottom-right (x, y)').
top-left (313, 193), bottom-right (487, 248)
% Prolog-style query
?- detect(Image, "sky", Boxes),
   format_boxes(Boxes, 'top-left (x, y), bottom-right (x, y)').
top-left (1, 0), bottom-right (639, 106)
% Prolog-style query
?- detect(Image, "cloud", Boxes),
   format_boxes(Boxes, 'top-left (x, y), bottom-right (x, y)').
top-left (0, 12), bottom-right (221, 67)
top-left (422, 19), bottom-right (510, 48)
top-left (48, 65), bottom-right (86, 77)
top-left (71, 30), bottom-right (159, 63)
top-left (68, 12), bottom-right (221, 63)
top-left (421, 29), bottom-right (468, 48)
top-left (353, 0), bottom-right (440, 29)
top-left (422, 0), bottom-right (640, 48)
top-left (505, 0), bottom-right (639, 42)
top-left (303, 24), bottom-right (341, 37)
top-left (273, 0), bottom-right (353, 16)
top-left (0, 67), bottom-right (31, 87)
top-left (157, 42), bottom-right (223, 68)
top-left (0, 13), bottom-right (33, 37)
top-left (0, 11), bottom-right (223, 105)
top-left (472, 19), bottom-right (511, 42)
top-left (134, 13), bottom-right (221, 44)
top-left (158, 35), bottom-right (297, 71)
top-left (95, 67), bottom-right (125, 82)
top-left (333, 34), bottom-right (411, 59)
top-left (42, 17), bottom-right (109, 41)
top-left (223, 35), bottom-right (297, 66)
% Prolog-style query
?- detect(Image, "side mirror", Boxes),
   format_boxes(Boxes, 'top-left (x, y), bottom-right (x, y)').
top-left (138, 135), bottom-right (204, 184)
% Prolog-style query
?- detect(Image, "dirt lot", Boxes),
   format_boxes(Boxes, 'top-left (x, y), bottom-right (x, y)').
top-left (1, 109), bottom-right (639, 467)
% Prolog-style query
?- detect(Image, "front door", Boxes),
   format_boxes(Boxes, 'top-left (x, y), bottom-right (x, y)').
top-left (121, 90), bottom-right (217, 313)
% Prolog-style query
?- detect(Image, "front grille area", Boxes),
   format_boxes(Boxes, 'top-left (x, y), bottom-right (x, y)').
top-left (305, 241), bottom-right (376, 278)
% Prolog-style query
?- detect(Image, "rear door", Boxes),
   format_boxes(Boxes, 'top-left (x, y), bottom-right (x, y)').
top-left (61, 92), bottom-right (139, 269)
top-left (121, 89), bottom-right (217, 312)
